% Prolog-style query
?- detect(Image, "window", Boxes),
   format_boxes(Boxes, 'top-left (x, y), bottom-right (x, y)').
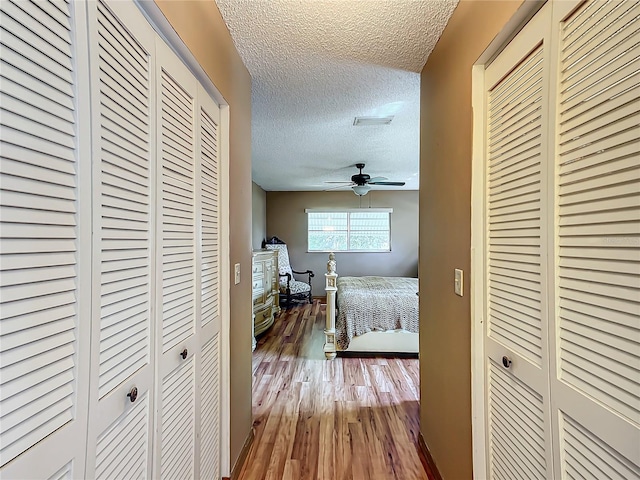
top-left (306, 209), bottom-right (392, 252)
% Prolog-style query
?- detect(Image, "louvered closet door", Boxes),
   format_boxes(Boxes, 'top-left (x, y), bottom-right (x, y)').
top-left (155, 39), bottom-right (200, 480)
top-left (82, 1), bottom-right (157, 478)
top-left (197, 84), bottom-right (222, 480)
top-left (483, 6), bottom-right (553, 480)
top-left (0, 0), bottom-right (92, 478)
top-left (549, 1), bottom-right (640, 478)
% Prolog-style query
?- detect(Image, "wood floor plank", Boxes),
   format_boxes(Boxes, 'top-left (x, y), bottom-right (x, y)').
top-left (239, 301), bottom-right (432, 480)
top-left (282, 459), bottom-right (300, 480)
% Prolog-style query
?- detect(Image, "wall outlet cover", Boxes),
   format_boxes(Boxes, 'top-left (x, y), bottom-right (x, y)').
top-left (454, 268), bottom-right (463, 296)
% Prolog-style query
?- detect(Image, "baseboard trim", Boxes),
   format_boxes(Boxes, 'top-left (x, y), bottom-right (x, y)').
top-left (224, 428), bottom-right (254, 480)
top-left (338, 351), bottom-right (419, 359)
top-left (418, 433), bottom-right (443, 480)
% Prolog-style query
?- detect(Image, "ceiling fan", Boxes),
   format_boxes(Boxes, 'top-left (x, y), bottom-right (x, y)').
top-left (325, 163), bottom-right (406, 196)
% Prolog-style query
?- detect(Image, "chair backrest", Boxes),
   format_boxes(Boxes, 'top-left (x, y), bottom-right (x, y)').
top-left (264, 243), bottom-right (293, 284)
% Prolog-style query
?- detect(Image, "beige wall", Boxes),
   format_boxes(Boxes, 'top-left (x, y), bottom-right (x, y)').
top-left (252, 183), bottom-right (267, 250)
top-left (267, 191), bottom-right (419, 294)
top-left (419, 1), bottom-right (523, 479)
top-left (155, 1), bottom-right (253, 471)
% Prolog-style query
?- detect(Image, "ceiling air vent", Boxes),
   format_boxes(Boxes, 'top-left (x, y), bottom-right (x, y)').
top-left (353, 115), bottom-right (394, 126)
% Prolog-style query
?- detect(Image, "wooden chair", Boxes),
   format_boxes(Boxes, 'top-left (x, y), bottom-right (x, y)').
top-left (262, 236), bottom-right (314, 308)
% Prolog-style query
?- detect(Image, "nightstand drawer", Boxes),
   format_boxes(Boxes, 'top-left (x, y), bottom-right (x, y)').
top-left (252, 262), bottom-right (263, 275)
top-left (252, 279), bottom-right (263, 292)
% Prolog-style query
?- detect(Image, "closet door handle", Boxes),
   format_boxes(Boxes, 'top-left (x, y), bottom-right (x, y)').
top-left (127, 387), bottom-right (138, 403)
top-left (502, 356), bottom-right (512, 369)
top-left (180, 348), bottom-right (188, 360)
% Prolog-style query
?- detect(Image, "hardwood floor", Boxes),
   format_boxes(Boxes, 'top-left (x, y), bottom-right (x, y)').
top-left (238, 301), bottom-right (434, 480)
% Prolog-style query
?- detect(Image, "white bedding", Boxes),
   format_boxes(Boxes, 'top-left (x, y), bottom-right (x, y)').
top-left (336, 276), bottom-right (419, 349)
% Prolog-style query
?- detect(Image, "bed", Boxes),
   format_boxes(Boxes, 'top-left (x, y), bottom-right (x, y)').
top-left (323, 253), bottom-right (419, 359)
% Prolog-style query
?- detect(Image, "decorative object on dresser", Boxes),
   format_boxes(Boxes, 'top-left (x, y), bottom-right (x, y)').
top-left (262, 236), bottom-right (314, 308)
top-left (252, 249), bottom-right (280, 350)
top-left (324, 252), bottom-right (419, 359)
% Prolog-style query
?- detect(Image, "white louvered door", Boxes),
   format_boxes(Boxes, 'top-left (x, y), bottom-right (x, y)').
top-left (479, 1), bottom-right (640, 479)
top-left (483, 7), bottom-right (553, 480)
top-left (197, 84), bottom-right (222, 480)
top-left (84, 1), bottom-right (156, 478)
top-left (0, 0), bottom-right (92, 478)
top-left (549, 1), bottom-right (640, 478)
top-left (153, 43), bottom-right (223, 480)
top-left (155, 39), bottom-right (200, 480)
top-left (1, 0), bottom-right (226, 477)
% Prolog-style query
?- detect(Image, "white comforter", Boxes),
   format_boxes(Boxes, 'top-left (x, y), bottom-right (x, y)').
top-left (336, 276), bottom-right (419, 349)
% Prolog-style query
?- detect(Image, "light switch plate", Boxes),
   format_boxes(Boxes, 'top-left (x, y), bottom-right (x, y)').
top-left (234, 263), bottom-right (241, 285)
top-left (454, 268), bottom-right (463, 296)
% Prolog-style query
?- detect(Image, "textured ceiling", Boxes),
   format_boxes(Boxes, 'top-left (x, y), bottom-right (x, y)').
top-left (215, 0), bottom-right (458, 192)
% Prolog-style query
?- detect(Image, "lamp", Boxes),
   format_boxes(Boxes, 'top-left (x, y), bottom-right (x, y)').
top-left (352, 184), bottom-right (371, 196)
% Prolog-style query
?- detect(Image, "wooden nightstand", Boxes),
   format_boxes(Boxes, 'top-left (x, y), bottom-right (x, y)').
top-left (252, 249), bottom-right (280, 349)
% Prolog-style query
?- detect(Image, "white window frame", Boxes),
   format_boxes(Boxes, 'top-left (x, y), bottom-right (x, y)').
top-left (305, 208), bottom-right (393, 253)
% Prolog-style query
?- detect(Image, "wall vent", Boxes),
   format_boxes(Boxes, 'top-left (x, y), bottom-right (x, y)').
top-left (353, 116), bottom-right (394, 126)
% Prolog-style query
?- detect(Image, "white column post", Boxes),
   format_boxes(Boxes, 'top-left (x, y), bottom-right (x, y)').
top-left (324, 252), bottom-right (337, 360)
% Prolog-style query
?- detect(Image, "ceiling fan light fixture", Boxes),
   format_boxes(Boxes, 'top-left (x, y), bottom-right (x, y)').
top-left (353, 116), bottom-right (394, 126)
top-left (352, 185), bottom-right (371, 196)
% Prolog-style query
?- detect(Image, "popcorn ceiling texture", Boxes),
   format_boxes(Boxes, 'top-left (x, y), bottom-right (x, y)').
top-left (215, 0), bottom-right (458, 191)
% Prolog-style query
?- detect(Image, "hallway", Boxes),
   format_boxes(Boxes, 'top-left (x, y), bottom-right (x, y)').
top-left (237, 301), bottom-right (434, 480)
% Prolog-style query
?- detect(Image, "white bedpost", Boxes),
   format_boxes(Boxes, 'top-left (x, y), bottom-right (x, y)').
top-left (324, 252), bottom-right (337, 360)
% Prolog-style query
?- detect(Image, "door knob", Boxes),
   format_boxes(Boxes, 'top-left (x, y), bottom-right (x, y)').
top-left (180, 348), bottom-right (188, 360)
top-left (502, 356), bottom-right (512, 368)
top-left (127, 386), bottom-right (138, 403)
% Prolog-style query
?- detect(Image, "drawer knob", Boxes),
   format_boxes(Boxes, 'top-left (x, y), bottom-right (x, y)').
top-left (180, 348), bottom-right (188, 360)
top-left (502, 356), bottom-right (512, 368)
top-left (127, 386), bottom-right (138, 403)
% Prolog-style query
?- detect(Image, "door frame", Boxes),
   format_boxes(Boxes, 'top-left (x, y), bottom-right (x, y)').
top-left (134, 2), bottom-right (232, 476)
top-left (470, 2), bottom-right (546, 479)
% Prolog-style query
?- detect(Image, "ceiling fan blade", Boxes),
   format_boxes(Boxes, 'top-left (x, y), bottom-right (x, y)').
top-left (323, 183), bottom-right (354, 191)
top-left (367, 176), bottom-right (388, 183)
top-left (368, 181), bottom-right (406, 186)
top-left (324, 181), bottom-right (354, 184)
